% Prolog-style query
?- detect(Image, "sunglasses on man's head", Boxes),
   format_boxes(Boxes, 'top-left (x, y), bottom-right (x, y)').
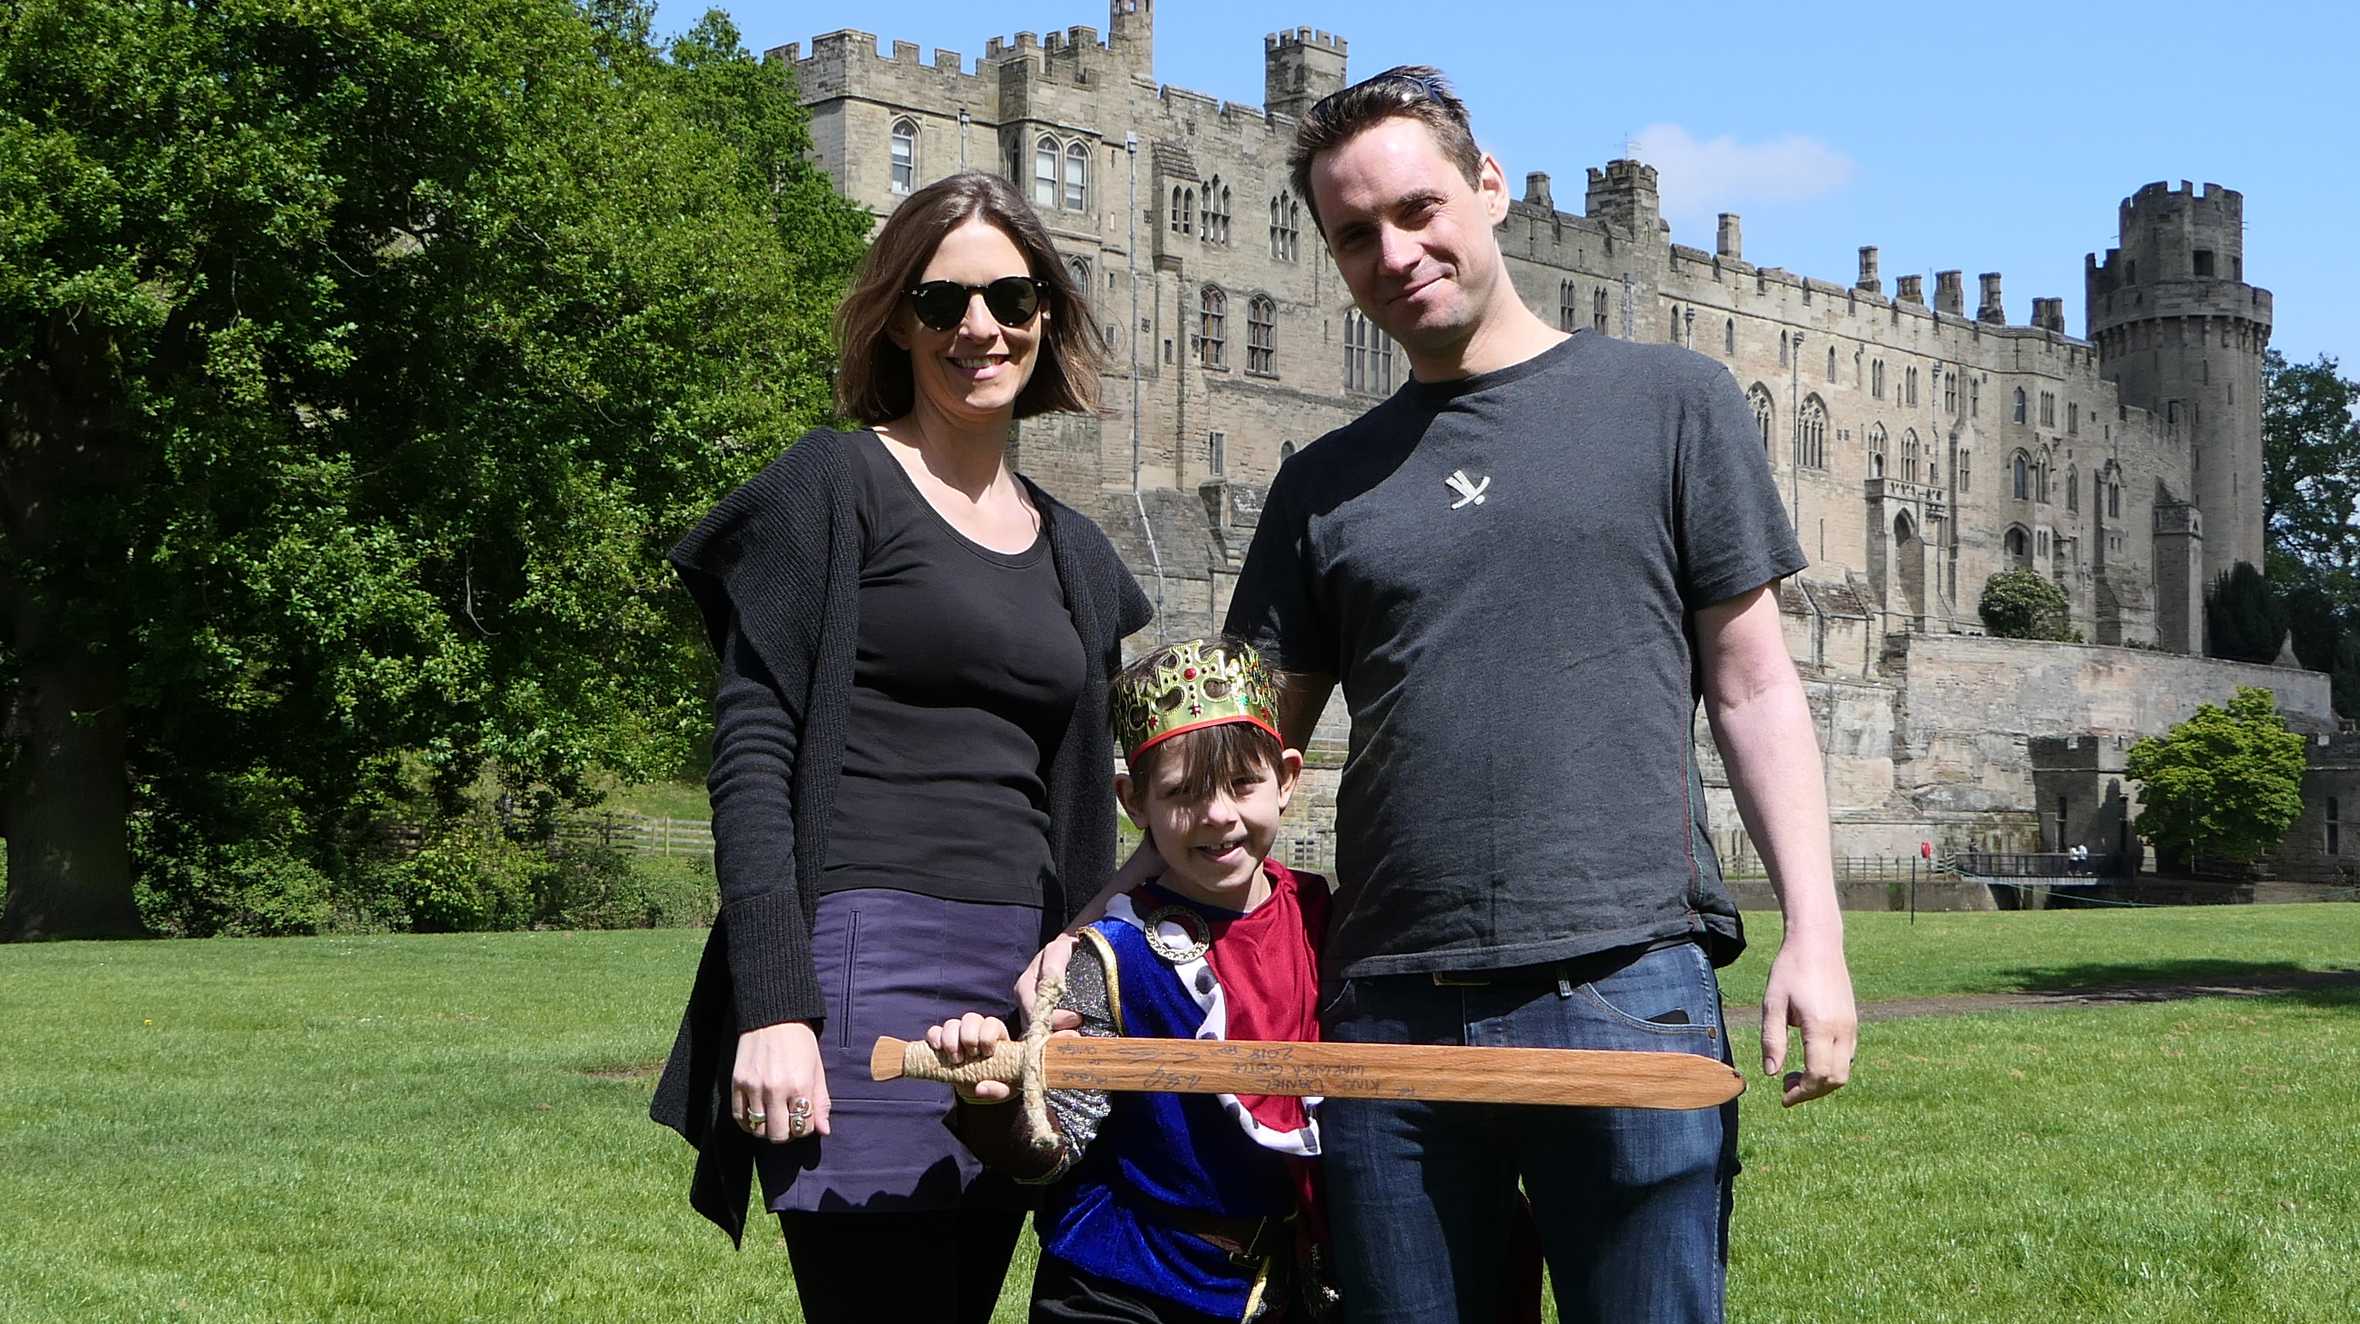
top-left (904, 276), bottom-right (1050, 332)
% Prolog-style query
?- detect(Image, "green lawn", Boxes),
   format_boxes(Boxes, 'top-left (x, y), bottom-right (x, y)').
top-left (2, 908), bottom-right (2354, 1322)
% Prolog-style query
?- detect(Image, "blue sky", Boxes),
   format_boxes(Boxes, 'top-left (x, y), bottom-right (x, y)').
top-left (659, 0), bottom-right (2359, 368)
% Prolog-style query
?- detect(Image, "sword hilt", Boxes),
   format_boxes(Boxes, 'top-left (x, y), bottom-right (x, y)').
top-left (872, 973), bottom-right (1069, 1153)
top-left (870, 1035), bottom-right (1028, 1087)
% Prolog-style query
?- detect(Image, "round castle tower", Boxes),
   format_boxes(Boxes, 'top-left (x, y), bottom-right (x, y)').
top-left (2085, 181), bottom-right (2274, 586)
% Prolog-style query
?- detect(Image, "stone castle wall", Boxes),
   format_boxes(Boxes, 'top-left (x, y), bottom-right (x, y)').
top-left (770, 7), bottom-right (2334, 882)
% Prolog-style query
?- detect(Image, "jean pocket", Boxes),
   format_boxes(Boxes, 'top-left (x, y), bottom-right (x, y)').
top-left (1577, 944), bottom-right (1720, 1041)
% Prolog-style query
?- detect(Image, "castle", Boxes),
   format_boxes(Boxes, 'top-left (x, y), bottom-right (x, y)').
top-left (769, 3), bottom-right (2350, 883)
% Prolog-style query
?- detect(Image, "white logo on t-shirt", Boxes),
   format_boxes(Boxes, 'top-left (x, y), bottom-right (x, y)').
top-left (1444, 469), bottom-right (1491, 508)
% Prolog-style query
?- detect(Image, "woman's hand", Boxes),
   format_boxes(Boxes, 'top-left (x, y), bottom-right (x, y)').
top-left (924, 1012), bottom-right (1016, 1103)
top-left (733, 1021), bottom-right (831, 1143)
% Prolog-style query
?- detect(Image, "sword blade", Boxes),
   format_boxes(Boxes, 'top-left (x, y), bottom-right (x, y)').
top-left (1038, 1037), bottom-right (1743, 1110)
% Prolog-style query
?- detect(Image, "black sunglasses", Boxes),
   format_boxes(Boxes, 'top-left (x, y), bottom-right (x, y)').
top-left (904, 276), bottom-right (1049, 332)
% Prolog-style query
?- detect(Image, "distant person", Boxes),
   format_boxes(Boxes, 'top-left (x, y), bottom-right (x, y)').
top-left (649, 171), bottom-right (1151, 1324)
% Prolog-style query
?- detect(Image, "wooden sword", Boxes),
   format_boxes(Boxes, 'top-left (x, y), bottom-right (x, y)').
top-left (873, 1035), bottom-right (1744, 1110)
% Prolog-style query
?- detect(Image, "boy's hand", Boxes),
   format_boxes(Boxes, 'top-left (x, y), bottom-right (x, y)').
top-left (925, 1013), bottom-right (1015, 1103)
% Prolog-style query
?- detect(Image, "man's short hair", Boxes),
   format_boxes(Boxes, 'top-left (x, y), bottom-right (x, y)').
top-left (1287, 65), bottom-right (1482, 234)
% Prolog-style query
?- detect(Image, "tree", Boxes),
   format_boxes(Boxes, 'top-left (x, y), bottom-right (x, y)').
top-left (2262, 350), bottom-right (2360, 576)
top-left (1977, 569), bottom-right (2076, 641)
top-left (2262, 351), bottom-right (2360, 721)
top-left (2205, 561), bottom-right (2291, 664)
top-left (1, 1), bottom-right (870, 938)
top-left (2124, 686), bottom-right (2307, 870)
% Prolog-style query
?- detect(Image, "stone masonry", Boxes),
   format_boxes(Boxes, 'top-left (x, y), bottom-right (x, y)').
top-left (771, 4), bottom-right (2342, 882)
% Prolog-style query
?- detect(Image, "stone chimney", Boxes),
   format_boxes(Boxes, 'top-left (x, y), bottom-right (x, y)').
top-left (1524, 171), bottom-right (1553, 210)
top-left (1856, 246), bottom-right (1882, 295)
top-left (1716, 213), bottom-right (1742, 261)
top-left (1977, 272), bottom-right (2006, 324)
top-left (1896, 274), bottom-right (1925, 305)
top-left (2031, 297), bottom-right (2066, 332)
top-left (1935, 270), bottom-right (1965, 316)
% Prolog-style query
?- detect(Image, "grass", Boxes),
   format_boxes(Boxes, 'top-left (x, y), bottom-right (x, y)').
top-left (1, 907), bottom-right (2354, 1322)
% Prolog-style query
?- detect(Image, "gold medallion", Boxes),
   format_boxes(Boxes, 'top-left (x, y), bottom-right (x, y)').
top-left (1141, 905), bottom-right (1212, 965)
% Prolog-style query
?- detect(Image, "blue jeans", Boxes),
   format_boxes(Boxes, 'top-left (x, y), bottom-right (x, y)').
top-left (1320, 941), bottom-right (1739, 1324)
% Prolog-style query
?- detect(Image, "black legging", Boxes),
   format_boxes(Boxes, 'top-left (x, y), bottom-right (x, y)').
top-left (779, 1208), bottom-right (1027, 1324)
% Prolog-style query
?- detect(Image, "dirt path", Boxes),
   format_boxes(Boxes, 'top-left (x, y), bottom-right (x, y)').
top-left (1727, 968), bottom-right (2360, 1023)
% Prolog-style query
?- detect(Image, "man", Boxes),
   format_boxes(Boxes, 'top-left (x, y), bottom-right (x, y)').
top-left (1219, 67), bottom-right (1857, 1323)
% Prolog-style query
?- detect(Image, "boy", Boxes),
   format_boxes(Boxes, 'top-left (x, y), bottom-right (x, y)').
top-left (925, 636), bottom-right (1334, 1323)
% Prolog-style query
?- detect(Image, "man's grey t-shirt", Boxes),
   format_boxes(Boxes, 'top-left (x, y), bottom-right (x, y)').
top-left (1223, 331), bottom-right (1806, 981)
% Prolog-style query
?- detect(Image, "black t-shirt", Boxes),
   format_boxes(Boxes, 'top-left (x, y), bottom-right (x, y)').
top-left (819, 434), bottom-right (1087, 905)
top-left (1224, 332), bottom-right (1806, 980)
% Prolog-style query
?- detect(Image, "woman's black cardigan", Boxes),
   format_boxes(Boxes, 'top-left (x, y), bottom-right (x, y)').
top-left (647, 429), bottom-right (1152, 1244)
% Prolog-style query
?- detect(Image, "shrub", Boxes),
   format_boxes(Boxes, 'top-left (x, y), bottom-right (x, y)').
top-left (134, 843), bottom-right (337, 938)
top-left (534, 849), bottom-right (716, 929)
top-left (1978, 570), bottom-right (2077, 641)
top-left (393, 819), bottom-right (548, 933)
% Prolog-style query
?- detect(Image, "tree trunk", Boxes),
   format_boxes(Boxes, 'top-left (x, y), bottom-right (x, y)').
top-left (1, 634), bottom-right (142, 939)
top-left (1, 318), bottom-right (145, 940)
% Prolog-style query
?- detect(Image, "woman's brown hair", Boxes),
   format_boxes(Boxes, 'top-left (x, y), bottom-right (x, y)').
top-left (833, 171), bottom-right (1105, 424)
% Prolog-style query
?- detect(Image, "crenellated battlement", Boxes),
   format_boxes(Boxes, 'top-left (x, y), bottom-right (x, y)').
top-left (1265, 27), bottom-right (1347, 54)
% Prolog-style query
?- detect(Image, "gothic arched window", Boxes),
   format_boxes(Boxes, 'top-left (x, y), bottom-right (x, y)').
top-left (890, 118), bottom-right (918, 195)
top-left (1064, 141), bottom-right (1089, 211)
top-left (1197, 285), bottom-right (1227, 368)
top-left (1033, 136), bottom-right (1060, 208)
top-left (1902, 429), bottom-right (1921, 483)
top-left (2012, 451), bottom-right (2031, 500)
top-left (1344, 312), bottom-right (1394, 393)
top-left (1797, 396), bottom-right (1828, 471)
top-left (1748, 384), bottom-right (1775, 459)
top-left (1247, 295), bottom-right (1276, 374)
top-left (1867, 423), bottom-right (1887, 478)
top-left (1270, 191), bottom-right (1301, 262)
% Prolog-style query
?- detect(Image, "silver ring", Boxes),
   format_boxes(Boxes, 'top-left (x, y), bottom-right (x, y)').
top-left (788, 1097), bottom-right (814, 1120)
top-left (742, 1109), bottom-right (766, 1128)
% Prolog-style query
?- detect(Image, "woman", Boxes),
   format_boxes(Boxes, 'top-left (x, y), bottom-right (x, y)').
top-left (649, 171), bottom-right (1152, 1323)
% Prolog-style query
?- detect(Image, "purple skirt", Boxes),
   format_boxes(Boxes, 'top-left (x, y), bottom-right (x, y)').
top-left (758, 887), bottom-right (1042, 1214)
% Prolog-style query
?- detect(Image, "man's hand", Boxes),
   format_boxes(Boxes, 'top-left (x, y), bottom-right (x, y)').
top-left (1014, 933), bottom-right (1084, 1030)
top-left (1015, 835), bottom-right (1167, 1022)
top-left (1758, 934), bottom-right (1856, 1107)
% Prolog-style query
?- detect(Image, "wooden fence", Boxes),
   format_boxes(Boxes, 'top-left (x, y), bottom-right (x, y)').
top-left (551, 812), bottom-right (715, 857)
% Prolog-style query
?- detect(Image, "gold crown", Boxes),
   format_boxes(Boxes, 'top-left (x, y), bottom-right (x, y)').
top-left (1112, 638), bottom-right (1282, 764)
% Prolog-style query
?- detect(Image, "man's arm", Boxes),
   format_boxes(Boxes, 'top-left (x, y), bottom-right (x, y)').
top-left (1693, 583), bottom-right (1856, 1107)
top-left (1270, 669), bottom-right (1337, 752)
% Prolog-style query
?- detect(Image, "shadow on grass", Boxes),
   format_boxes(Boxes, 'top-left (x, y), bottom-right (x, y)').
top-left (1996, 959), bottom-right (2360, 1008)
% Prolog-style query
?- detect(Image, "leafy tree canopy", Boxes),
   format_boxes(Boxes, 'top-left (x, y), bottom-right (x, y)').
top-left (1, 0), bottom-right (870, 937)
top-left (2262, 350), bottom-right (2360, 577)
top-left (2124, 687), bottom-right (2308, 868)
top-left (1977, 569), bottom-right (2076, 642)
